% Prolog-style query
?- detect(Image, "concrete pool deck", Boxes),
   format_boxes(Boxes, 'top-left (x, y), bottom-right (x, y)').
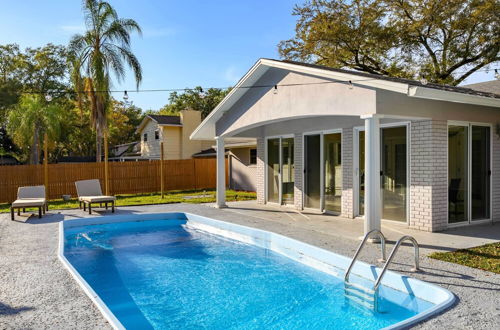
top-left (1, 202), bottom-right (499, 329)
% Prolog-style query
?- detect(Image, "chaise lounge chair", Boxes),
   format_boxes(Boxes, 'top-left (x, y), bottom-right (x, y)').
top-left (10, 185), bottom-right (47, 221)
top-left (75, 179), bottom-right (116, 214)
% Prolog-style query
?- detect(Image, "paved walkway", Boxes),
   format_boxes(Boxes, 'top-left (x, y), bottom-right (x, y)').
top-left (0, 202), bottom-right (498, 329)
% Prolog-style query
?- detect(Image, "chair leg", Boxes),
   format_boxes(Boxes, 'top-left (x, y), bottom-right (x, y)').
top-left (17, 209), bottom-right (20, 216)
top-left (83, 203), bottom-right (86, 211)
top-left (38, 207), bottom-right (42, 219)
top-left (11, 207), bottom-right (14, 221)
top-left (105, 202), bottom-right (108, 210)
top-left (46, 203), bottom-right (48, 211)
top-left (88, 203), bottom-right (92, 215)
top-left (23, 208), bottom-right (25, 213)
top-left (100, 203), bottom-right (103, 208)
top-left (42, 206), bottom-right (46, 215)
top-left (112, 201), bottom-right (115, 213)
top-left (79, 201), bottom-right (81, 209)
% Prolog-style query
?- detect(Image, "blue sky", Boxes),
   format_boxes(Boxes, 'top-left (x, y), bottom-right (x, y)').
top-left (0, 0), bottom-right (495, 111)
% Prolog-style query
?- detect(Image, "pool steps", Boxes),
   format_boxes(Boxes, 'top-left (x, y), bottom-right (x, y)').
top-left (344, 230), bottom-right (420, 312)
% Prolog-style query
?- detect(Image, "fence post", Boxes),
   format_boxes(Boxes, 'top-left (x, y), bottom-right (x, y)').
top-left (44, 133), bottom-right (49, 200)
top-left (160, 142), bottom-right (164, 199)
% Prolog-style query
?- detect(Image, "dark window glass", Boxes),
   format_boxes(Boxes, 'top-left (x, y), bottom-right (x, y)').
top-left (250, 149), bottom-right (257, 165)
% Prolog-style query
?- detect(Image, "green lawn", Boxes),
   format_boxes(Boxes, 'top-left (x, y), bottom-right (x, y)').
top-left (429, 242), bottom-right (500, 274)
top-left (0, 189), bottom-right (256, 213)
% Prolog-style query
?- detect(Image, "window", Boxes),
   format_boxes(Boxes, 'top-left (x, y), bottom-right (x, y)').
top-left (155, 130), bottom-right (160, 140)
top-left (143, 133), bottom-right (147, 142)
top-left (250, 148), bottom-right (257, 165)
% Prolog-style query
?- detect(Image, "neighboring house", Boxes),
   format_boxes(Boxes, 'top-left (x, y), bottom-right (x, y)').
top-left (192, 138), bottom-right (257, 191)
top-left (136, 110), bottom-right (213, 160)
top-left (109, 141), bottom-right (141, 161)
top-left (137, 110), bottom-right (257, 191)
top-left (191, 58), bottom-right (500, 233)
top-left (464, 79), bottom-right (500, 95)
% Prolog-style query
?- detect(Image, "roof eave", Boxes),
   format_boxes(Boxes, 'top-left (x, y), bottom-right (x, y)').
top-left (408, 86), bottom-right (500, 108)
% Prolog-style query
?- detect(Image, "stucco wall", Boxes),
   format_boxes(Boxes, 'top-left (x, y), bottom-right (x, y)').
top-left (162, 126), bottom-right (182, 160)
top-left (216, 69), bottom-right (376, 137)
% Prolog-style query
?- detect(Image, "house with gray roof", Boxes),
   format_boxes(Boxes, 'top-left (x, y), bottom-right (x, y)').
top-left (191, 58), bottom-right (500, 233)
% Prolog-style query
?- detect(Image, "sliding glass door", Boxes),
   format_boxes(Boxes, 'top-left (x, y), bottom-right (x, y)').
top-left (266, 137), bottom-right (295, 205)
top-left (282, 138), bottom-right (295, 205)
top-left (381, 126), bottom-right (407, 222)
top-left (267, 139), bottom-right (280, 203)
top-left (449, 124), bottom-right (491, 224)
top-left (324, 133), bottom-right (342, 213)
top-left (304, 135), bottom-right (321, 209)
top-left (358, 130), bottom-right (365, 216)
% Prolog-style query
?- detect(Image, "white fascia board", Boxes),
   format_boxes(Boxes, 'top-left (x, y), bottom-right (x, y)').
top-left (408, 86), bottom-right (500, 108)
top-left (260, 59), bottom-right (410, 94)
top-left (190, 60), bottom-right (269, 140)
top-left (135, 116), bottom-right (152, 134)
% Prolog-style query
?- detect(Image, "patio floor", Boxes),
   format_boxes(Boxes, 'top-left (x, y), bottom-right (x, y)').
top-left (0, 202), bottom-right (498, 329)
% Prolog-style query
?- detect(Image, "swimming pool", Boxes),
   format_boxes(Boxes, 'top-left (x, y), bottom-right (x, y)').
top-left (59, 213), bottom-right (455, 329)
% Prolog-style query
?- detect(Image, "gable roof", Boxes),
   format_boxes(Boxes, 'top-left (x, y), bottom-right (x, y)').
top-left (136, 115), bottom-right (182, 134)
top-left (191, 58), bottom-right (500, 140)
top-left (463, 80), bottom-right (500, 95)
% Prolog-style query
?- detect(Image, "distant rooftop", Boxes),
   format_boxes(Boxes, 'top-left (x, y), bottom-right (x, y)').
top-left (463, 80), bottom-right (500, 96)
top-left (147, 115), bottom-right (182, 126)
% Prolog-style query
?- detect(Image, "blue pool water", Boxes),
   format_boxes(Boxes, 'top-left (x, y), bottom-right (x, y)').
top-left (64, 219), bottom-right (434, 329)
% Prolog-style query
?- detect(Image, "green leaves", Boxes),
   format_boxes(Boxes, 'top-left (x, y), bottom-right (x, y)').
top-left (279, 0), bottom-right (500, 85)
top-left (159, 87), bottom-right (231, 119)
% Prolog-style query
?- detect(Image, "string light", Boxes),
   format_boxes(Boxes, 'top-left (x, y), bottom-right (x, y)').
top-left (123, 90), bottom-right (129, 101)
top-left (495, 69), bottom-right (500, 80)
top-left (273, 85), bottom-right (278, 94)
top-left (348, 80), bottom-right (353, 89)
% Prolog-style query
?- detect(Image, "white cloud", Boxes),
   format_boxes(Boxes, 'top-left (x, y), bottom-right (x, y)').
top-left (224, 66), bottom-right (242, 83)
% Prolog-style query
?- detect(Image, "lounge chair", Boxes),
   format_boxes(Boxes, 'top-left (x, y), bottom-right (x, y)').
top-left (10, 185), bottom-right (47, 221)
top-left (75, 179), bottom-right (115, 214)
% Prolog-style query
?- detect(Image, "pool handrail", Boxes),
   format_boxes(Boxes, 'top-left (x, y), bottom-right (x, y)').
top-left (373, 235), bottom-right (420, 292)
top-left (344, 229), bottom-right (387, 283)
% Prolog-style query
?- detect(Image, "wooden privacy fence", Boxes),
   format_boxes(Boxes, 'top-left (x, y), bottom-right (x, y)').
top-left (0, 158), bottom-right (226, 203)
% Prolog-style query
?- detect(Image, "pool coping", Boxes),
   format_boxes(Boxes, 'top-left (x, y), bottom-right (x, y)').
top-left (58, 212), bottom-right (456, 330)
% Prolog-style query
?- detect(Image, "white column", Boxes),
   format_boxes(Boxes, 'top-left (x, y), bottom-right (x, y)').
top-left (215, 136), bottom-right (227, 208)
top-left (364, 115), bottom-right (381, 235)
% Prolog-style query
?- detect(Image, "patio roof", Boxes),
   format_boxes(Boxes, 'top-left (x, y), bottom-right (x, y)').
top-left (191, 58), bottom-right (500, 140)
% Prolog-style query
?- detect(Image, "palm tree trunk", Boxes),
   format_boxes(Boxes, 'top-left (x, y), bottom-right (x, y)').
top-left (31, 126), bottom-right (40, 164)
top-left (96, 128), bottom-right (102, 162)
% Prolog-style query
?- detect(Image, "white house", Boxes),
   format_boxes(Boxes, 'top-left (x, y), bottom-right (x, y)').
top-left (191, 58), bottom-right (500, 233)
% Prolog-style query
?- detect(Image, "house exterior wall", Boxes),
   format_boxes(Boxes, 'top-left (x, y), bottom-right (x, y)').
top-left (180, 110), bottom-right (204, 159)
top-left (341, 128), bottom-right (354, 218)
top-left (256, 138), bottom-right (265, 204)
top-left (162, 126), bottom-right (182, 160)
top-left (229, 147), bottom-right (256, 191)
top-left (140, 120), bottom-right (161, 158)
top-left (215, 69), bottom-right (376, 137)
top-left (409, 120), bottom-right (448, 231)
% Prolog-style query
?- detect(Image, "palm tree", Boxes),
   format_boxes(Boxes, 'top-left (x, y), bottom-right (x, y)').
top-left (7, 94), bottom-right (63, 164)
top-left (69, 0), bottom-right (142, 161)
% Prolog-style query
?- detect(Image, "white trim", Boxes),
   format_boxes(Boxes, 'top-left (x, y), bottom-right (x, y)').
top-left (408, 86), bottom-right (500, 108)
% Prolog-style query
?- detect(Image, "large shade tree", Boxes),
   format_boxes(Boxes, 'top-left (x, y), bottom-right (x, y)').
top-left (279, 0), bottom-right (500, 85)
top-left (69, 0), bottom-right (142, 161)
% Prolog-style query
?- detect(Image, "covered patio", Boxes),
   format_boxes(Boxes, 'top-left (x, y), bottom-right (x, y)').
top-left (191, 58), bottom-right (500, 233)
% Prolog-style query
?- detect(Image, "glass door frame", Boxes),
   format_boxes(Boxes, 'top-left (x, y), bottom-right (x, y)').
top-left (264, 135), bottom-right (295, 205)
top-left (301, 129), bottom-right (342, 213)
top-left (447, 121), bottom-right (493, 226)
top-left (353, 122), bottom-right (411, 224)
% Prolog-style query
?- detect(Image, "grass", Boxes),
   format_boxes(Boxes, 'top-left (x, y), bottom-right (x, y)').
top-left (0, 189), bottom-right (256, 213)
top-left (429, 242), bottom-right (500, 274)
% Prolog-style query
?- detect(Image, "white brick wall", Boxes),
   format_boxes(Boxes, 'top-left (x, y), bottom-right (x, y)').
top-left (341, 128), bottom-right (354, 218)
top-left (293, 133), bottom-right (304, 210)
top-left (256, 137), bottom-right (265, 204)
top-left (409, 120), bottom-right (448, 232)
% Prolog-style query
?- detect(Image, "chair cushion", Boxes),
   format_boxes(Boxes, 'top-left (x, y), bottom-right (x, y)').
top-left (18, 186), bottom-right (45, 199)
top-left (75, 179), bottom-right (103, 197)
top-left (12, 198), bottom-right (46, 207)
top-left (79, 196), bottom-right (116, 203)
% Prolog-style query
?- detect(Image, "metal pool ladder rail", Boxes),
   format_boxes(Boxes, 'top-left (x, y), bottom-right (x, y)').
top-left (373, 235), bottom-right (420, 292)
top-left (344, 231), bottom-right (420, 312)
